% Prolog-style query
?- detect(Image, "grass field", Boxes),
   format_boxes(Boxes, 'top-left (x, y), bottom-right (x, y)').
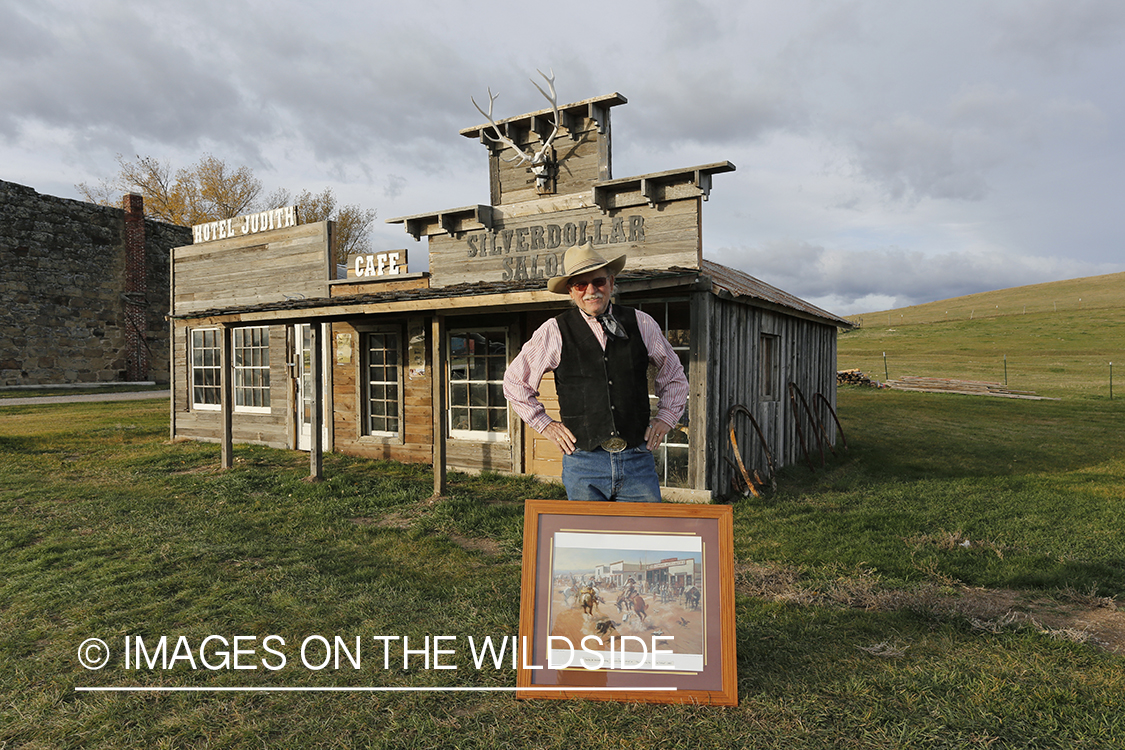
top-left (1, 386), bottom-right (1123, 748)
top-left (2, 273), bottom-right (1123, 748)
top-left (838, 271), bottom-right (1125, 399)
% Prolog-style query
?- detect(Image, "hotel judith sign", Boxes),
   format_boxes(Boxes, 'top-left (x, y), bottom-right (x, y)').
top-left (192, 206), bottom-right (299, 244)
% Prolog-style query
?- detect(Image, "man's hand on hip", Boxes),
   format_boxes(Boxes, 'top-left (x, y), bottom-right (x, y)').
top-left (543, 421), bottom-right (577, 455)
top-left (645, 418), bottom-right (674, 451)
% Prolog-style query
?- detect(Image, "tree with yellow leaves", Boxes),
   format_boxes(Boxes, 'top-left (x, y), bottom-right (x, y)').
top-left (77, 154), bottom-right (376, 263)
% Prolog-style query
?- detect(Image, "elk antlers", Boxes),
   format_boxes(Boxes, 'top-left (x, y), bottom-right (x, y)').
top-left (471, 69), bottom-right (559, 170)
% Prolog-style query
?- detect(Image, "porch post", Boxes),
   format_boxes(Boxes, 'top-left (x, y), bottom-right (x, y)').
top-left (309, 321), bottom-right (324, 481)
top-left (431, 314), bottom-right (446, 497)
top-left (220, 323), bottom-right (233, 469)
top-left (688, 289), bottom-right (711, 491)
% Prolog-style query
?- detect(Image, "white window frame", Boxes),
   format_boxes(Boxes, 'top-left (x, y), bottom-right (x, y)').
top-left (447, 328), bottom-right (510, 442)
top-left (233, 326), bottom-right (271, 414)
top-left (190, 328), bottom-right (221, 411)
top-left (362, 328), bottom-right (403, 438)
top-left (635, 300), bottom-right (691, 488)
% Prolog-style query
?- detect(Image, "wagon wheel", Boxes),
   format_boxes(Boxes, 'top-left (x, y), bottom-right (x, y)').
top-left (788, 382), bottom-right (825, 468)
top-left (813, 392), bottom-right (848, 452)
top-left (792, 384), bottom-right (819, 472)
top-left (726, 403), bottom-right (776, 497)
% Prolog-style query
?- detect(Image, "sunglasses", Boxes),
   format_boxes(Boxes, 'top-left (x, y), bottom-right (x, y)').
top-left (569, 276), bottom-right (609, 292)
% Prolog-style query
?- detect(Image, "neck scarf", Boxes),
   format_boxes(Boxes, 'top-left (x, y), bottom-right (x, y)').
top-left (596, 310), bottom-right (628, 340)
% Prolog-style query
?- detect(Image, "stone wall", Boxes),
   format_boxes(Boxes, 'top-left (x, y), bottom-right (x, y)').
top-left (0, 180), bottom-right (192, 385)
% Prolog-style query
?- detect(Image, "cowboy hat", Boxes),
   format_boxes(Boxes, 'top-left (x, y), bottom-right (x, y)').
top-left (547, 242), bottom-right (627, 294)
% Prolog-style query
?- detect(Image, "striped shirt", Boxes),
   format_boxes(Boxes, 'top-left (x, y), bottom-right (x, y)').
top-left (503, 305), bottom-right (689, 434)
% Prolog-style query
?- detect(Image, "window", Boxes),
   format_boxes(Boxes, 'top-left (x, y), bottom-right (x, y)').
top-left (233, 326), bottom-right (271, 412)
top-left (448, 329), bottom-right (508, 440)
top-left (364, 331), bottom-right (401, 436)
top-left (191, 328), bottom-right (221, 410)
top-left (760, 333), bottom-right (780, 401)
top-left (635, 301), bottom-right (691, 488)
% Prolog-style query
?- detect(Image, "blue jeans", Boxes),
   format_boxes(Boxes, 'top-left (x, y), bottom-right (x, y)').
top-left (561, 446), bottom-right (662, 502)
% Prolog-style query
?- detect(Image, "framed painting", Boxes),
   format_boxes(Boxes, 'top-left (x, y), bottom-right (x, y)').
top-left (517, 499), bottom-right (737, 705)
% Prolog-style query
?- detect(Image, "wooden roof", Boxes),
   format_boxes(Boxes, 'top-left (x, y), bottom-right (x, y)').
top-left (702, 260), bottom-right (854, 328)
top-left (170, 261), bottom-right (852, 329)
top-left (458, 92), bottom-right (628, 143)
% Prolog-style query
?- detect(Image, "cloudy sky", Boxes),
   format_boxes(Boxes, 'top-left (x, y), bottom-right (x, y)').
top-left (3, 0), bottom-right (1122, 315)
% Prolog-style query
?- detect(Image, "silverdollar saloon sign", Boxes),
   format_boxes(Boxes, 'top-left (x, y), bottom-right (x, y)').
top-left (427, 200), bottom-right (701, 287)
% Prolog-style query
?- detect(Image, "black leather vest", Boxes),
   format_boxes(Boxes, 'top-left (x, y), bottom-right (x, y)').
top-left (554, 306), bottom-right (651, 451)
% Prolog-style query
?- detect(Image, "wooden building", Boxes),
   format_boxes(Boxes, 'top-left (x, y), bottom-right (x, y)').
top-left (168, 89), bottom-right (851, 501)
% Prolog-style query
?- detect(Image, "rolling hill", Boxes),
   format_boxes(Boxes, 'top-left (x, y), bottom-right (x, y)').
top-left (836, 271), bottom-right (1125, 399)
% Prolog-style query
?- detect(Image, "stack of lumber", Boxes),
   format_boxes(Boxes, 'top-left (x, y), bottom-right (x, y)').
top-left (884, 376), bottom-right (1055, 400)
top-left (838, 369), bottom-right (878, 387)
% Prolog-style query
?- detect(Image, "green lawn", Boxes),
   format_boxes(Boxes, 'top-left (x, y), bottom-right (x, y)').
top-left (2, 391), bottom-right (1122, 748)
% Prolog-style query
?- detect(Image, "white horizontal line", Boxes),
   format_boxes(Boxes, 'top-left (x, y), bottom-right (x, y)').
top-left (75, 686), bottom-right (677, 693)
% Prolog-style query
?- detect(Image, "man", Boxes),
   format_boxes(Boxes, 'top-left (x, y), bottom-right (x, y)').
top-left (503, 243), bottom-right (689, 502)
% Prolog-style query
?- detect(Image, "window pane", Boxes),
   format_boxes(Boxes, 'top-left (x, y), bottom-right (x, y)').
top-left (470, 357), bottom-right (486, 380)
top-left (666, 445), bottom-right (689, 488)
top-left (470, 409), bottom-right (487, 432)
top-left (488, 357), bottom-right (506, 380)
top-left (451, 408), bottom-right (469, 430)
top-left (230, 326), bottom-right (270, 411)
top-left (448, 329), bottom-right (507, 436)
top-left (490, 408), bottom-right (507, 432)
top-left (364, 330), bottom-right (401, 435)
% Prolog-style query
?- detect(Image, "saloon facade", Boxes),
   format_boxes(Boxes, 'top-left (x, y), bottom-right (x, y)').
top-left (169, 87), bottom-right (851, 501)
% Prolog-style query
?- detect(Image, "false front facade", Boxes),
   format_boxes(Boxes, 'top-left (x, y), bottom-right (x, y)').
top-left (169, 86), bottom-right (851, 501)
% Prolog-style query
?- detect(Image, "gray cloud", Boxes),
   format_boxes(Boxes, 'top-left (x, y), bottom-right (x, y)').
top-left (2, 0), bottom-right (1123, 315)
top-left (708, 241), bottom-right (1118, 314)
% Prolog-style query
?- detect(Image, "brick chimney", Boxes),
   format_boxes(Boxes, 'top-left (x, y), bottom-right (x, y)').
top-left (122, 193), bottom-right (148, 381)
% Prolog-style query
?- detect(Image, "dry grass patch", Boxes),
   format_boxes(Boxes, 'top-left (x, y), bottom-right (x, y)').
top-left (735, 562), bottom-right (1125, 654)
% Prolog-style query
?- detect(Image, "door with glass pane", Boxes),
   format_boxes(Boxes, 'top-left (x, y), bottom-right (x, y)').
top-left (294, 323), bottom-right (329, 451)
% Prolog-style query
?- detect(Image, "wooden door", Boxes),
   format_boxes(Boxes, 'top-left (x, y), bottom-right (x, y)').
top-left (524, 371), bottom-right (563, 479)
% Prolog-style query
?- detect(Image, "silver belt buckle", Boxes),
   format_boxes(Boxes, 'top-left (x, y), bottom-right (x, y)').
top-left (600, 437), bottom-right (627, 453)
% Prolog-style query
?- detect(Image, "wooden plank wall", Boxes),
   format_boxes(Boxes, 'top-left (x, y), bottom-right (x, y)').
top-left (428, 199), bottom-right (701, 287)
top-left (705, 299), bottom-right (839, 496)
top-left (329, 316), bottom-right (515, 474)
top-left (170, 321), bottom-right (292, 447)
top-left (493, 124), bottom-right (605, 205)
top-left (172, 222), bottom-right (333, 316)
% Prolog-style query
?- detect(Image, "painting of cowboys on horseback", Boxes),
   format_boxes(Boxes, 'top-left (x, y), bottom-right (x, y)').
top-left (548, 533), bottom-right (706, 660)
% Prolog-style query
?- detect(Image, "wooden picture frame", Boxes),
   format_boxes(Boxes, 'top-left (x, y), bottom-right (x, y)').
top-left (517, 499), bottom-right (737, 705)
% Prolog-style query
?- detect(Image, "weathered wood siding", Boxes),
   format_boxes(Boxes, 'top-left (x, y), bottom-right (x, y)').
top-left (705, 297), bottom-right (839, 495)
top-left (491, 120), bottom-right (607, 205)
top-left (330, 318), bottom-right (436, 465)
top-left (428, 199), bottom-right (701, 287)
top-left (170, 321), bottom-right (292, 447)
top-left (172, 222), bottom-right (333, 316)
top-left (329, 315), bottom-right (517, 474)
